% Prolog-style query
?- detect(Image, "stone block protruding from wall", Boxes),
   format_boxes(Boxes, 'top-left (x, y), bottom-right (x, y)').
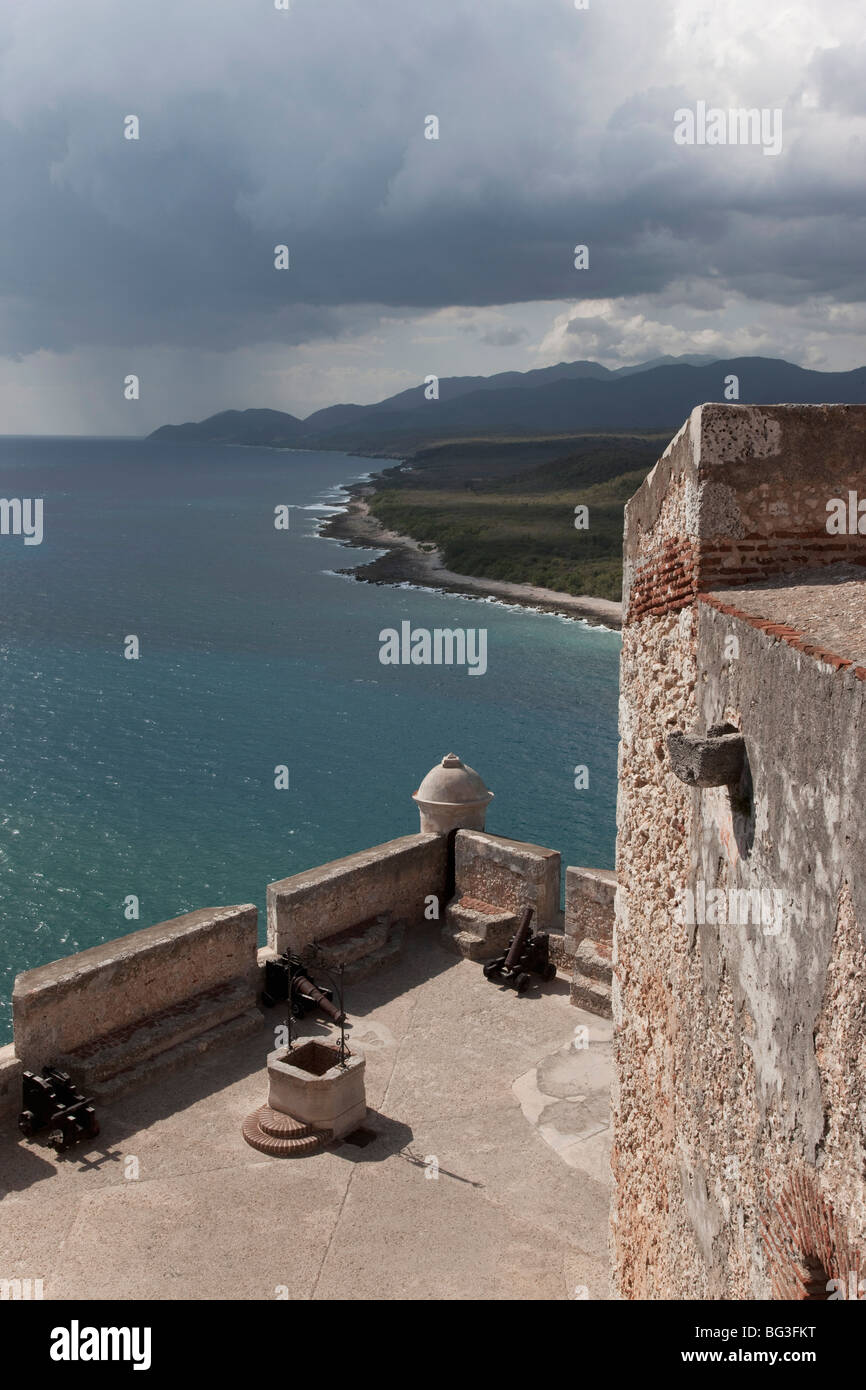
top-left (267, 834), bottom-right (448, 956)
top-left (454, 831), bottom-right (560, 931)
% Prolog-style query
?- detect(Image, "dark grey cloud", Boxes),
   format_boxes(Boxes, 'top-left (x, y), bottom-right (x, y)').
top-left (478, 326), bottom-right (529, 347)
top-left (0, 0), bottom-right (864, 362)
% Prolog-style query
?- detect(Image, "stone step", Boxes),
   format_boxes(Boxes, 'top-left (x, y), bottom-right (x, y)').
top-left (442, 897), bottom-right (518, 960)
top-left (242, 1105), bottom-right (329, 1157)
top-left (574, 936), bottom-right (613, 983)
top-left (316, 914), bottom-right (390, 968)
top-left (441, 926), bottom-right (486, 960)
top-left (570, 975), bottom-right (612, 1019)
top-left (85, 1007), bottom-right (263, 1104)
top-left (258, 1108), bottom-right (315, 1140)
top-left (341, 920), bottom-right (405, 983)
top-left (58, 978), bottom-right (257, 1088)
top-left (316, 917), bottom-right (406, 984)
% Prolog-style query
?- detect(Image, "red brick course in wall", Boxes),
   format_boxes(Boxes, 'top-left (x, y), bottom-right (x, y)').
top-left (626, 532), bottom-right (866, 627)
top-left (761, 1167), bottom-right (864, 1300)
top-left (626, 538), bottom-right (698, 621)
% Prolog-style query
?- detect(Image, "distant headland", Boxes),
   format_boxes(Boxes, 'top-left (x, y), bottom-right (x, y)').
top-left (151, 355), bottom-right (866, 619)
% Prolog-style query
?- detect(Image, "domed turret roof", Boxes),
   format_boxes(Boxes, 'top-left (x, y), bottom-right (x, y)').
top-left (413, 753), bottom-right (493, 808)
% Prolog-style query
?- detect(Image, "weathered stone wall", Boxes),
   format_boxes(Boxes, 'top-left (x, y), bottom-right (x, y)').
top-left (565, 866), bottom-right (616, 950)
top-left (268, 833), bottom-right (448, 954)
top-left (613, 601), bottom-right (698, 1295)
top-left (0, 1044), bottom-right (23, 1125)
top-left (12, 905), bottom-right (258, 1071)
top-left (566, 867), bottom-right (616, 1018)
top-left (613, 403), bottom-right (866, 1299)
top-left (454, 830), bottom-right (560, 930)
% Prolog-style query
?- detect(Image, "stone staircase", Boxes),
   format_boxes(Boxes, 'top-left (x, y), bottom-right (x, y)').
top-left (314, 913), bottom-right (406, 982)
top-left (441, 896), bottom-right (519, 961)
top-left (57, 979), bottom-right (262, 1103)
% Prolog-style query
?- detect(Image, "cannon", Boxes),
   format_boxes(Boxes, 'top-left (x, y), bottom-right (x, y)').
top-left (261, 951), bottom-right (346, 1024)
top-left (18, 1067), bottom-right (99, 1153)
top-left (483, 907), bottom-right (557, 992)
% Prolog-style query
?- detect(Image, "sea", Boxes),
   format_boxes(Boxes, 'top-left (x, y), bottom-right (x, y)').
top-left (0, 437), bottom-right (621, 1043)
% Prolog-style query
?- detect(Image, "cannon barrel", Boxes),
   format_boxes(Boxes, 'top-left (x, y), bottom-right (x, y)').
top-left (291, 971), bottom-right (346, 1025)
top-left (503, 907), bottom-right (534, 972)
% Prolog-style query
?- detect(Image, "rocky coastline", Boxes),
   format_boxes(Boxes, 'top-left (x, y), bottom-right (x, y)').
top-left (319, 486), bottom-right (623, 630)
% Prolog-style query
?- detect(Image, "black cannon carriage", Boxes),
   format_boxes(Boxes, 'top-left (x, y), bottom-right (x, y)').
top-left (483, 906), bottom-right (557, 992)
top-left (18, 1066), bottom-right (99, 1152)
top-left (261, 950), bottom-right (346, 1024)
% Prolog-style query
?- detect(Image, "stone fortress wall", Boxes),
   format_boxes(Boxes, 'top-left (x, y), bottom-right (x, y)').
top-left (613, 404), bottom-right (866, 1299)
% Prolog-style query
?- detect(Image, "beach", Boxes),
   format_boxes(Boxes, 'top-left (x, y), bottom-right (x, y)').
top-left (321, 488), bottom-right (623, 629)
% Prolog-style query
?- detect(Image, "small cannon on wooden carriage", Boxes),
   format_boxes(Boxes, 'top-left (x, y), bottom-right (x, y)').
top-left (261, 950), bottom-right (346, 1024)
top-left (483, 906), bottom-right (557, 992)
top-left (18, 1066), bottom-right (99, 1152)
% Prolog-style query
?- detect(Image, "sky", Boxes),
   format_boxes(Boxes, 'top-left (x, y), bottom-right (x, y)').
top-left (1, 0), bottom-right (865, 434)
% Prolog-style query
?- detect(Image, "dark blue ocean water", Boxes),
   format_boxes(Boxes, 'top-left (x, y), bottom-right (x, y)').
top-left (0, 437), bottom-right (620, 1042)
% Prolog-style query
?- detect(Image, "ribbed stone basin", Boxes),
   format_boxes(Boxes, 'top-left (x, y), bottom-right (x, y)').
top-left (266, 1041), bottom-right (366, 1139)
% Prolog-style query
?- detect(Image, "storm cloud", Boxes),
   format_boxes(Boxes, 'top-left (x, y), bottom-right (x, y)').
top-left (1, 0), bottom-right (864, 427)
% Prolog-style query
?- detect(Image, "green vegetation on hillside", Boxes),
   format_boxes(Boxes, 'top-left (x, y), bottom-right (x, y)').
top-left (368, 434), bottom-right (664, 601)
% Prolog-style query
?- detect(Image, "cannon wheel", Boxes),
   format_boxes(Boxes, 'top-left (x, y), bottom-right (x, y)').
top-left (18, 1110), bottom-right (35, 1137)
top-left (543, 963), bottom-right (557, 982)
top-left (290, 1000), bottom-right (304, 1020)
top-left (482, 962), bottom-right (500, 979)
top-left (515, 972), bottom-right (531, 993)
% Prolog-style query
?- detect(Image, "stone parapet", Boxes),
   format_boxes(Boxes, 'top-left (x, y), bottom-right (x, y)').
top-left (12, 905), bottom-right (259, 1072)
top-left (564, 866), bottom-right (616, 948)
top-left (267, 834), bottom-right (448, 956)
top-left (453, 830), bottom-right (560, 931)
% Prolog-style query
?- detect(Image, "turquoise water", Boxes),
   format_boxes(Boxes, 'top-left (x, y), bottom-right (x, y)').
top-left (0, 437), bottom-right (620, 1042)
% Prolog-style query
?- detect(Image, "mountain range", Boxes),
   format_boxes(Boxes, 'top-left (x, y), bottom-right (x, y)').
top-left (149, 355), bottom-right (866, 454)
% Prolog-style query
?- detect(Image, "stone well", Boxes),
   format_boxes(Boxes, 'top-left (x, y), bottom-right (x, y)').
top-left (266, 1041), bottom-right (366, 1139)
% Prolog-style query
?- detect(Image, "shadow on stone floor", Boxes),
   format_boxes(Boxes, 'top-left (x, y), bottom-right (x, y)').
top-left (0, 926), bottom-right (467, 1197)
